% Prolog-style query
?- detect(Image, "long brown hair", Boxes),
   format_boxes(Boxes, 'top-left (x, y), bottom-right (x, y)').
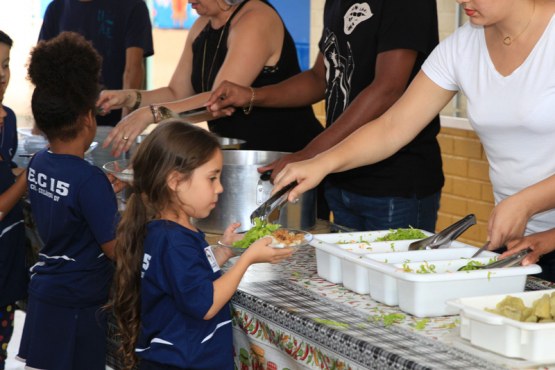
top-left (110, 120), bottom-right (220, 368)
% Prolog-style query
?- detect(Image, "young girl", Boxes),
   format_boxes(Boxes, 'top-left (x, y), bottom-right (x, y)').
top-left (17, 32), bottom-right (119, 369)
top-left (0, 30), bottom-right (28, 370)
top-left (111, 120), bottom-right (293, 370)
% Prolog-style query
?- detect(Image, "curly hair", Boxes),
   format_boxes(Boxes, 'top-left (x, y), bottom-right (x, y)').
top-left (27, 32), bottom-right (101, 141)
top-left (110, 120), bottom-right (220, 368)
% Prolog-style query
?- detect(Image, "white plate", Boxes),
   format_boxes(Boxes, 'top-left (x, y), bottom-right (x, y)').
top-left (223, 229), bottom-right (312, 256)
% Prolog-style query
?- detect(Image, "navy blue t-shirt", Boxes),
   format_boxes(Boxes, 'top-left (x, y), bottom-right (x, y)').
top-left (26, 149), bottom-right (119, 307)
top-left (39, 0), bottom-right (154, 126)
top-left (136, 220), bottom-right (233, 369)
top-left (0, 106), bottom-right (27, 306)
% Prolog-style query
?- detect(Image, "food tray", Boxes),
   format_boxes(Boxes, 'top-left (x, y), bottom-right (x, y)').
top-left (447, 289), bottom-right (555, 362)
top-left (363, 248), bottom-right (499, 307)
top-left (311, 230), bottom-right (435, 293)
top-left (368, 256), bottom-right (540, 317)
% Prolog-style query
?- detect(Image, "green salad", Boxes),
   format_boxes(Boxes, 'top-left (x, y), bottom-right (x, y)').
top-left (375, 227), bottom-right (427, 241)
top-left (232, 217), bottom-right (281, 249)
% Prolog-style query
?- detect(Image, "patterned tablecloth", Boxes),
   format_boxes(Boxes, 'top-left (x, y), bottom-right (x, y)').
top-left (228, 244), bottom-right (555, 370)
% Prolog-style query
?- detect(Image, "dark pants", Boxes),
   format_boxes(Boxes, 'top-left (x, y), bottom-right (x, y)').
top-left (325, 183), bottom-right (441, 232)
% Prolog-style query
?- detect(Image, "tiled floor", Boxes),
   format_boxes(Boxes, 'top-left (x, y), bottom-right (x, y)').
top-left (5, 310), bottom-right (113, 370)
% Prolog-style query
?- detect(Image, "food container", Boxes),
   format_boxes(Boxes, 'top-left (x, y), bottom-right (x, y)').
top-left (311, 231), bottom-right (542, 317)
top-left (311, 230), bottom-right (433, 289)
top-left (192, 150), bottom-right (316, 234)
top-left (447, 290), bottom-right (555, 362)
top-left (383, 258), bottom-right (540, 317)
top-left (363, 248), bottom-right (499, 306)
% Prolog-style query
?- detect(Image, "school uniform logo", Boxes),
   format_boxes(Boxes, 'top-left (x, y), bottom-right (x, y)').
top-left (27, 168), bottom-right (70, 202)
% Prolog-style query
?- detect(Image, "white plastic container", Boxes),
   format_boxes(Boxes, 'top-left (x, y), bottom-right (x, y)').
top-left (363, 248), bottom-right (499, 306)
top-left (311, 230), bottom-right (431, 293)
top-left (369, 258), bottom-right (541, 317)
top-left (447, 290), bottom-right (555, 362)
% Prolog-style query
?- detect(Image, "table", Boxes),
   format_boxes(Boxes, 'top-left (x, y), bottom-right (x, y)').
top-left (228, 247), bottom-right (555, 370)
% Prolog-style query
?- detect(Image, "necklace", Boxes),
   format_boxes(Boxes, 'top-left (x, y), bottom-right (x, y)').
top-left (502, 0), bottom-right (535, 46)
top-left (201, 23), bottom-right (227, 91)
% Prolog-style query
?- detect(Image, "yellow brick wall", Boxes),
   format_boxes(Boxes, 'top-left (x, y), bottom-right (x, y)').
top-left (437, 128), bottom-right (494, 246)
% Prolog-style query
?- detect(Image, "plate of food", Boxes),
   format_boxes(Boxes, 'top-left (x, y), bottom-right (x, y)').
top-left (102, 159), bottom-right (133, 183)
top-left (221, 218), bottom-right (312, 255)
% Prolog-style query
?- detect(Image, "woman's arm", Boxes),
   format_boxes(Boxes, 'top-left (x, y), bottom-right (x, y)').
top-left (0, 171), bottom-right (27, 221)
top-left (273, 71), bottom-right (456, 201)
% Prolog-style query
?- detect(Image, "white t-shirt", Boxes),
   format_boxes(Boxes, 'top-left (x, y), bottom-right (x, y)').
top-left (423, 16), bottom-right (555, 235)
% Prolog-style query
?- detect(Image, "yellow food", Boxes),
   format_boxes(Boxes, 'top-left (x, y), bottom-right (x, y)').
top-left (486, 292), bottom-right (555, 323)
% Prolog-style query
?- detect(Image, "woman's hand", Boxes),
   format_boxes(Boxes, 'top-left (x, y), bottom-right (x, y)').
top-left (258, 150), bottom-right (312, 183)
top-left (205, 80), bottom-right (252, 113)
top-left (219, 222), bottom-right (242, 246)
top-left (501, 228), bottom-right (555, 265)
top-left (273, 157), bottom-right (329, 202)
top-left (488, 195), bottom-right (532, 249)
top-left (242, 236), bottom-right (294, 264)
top-left (96, 89), bottom-right (136, 115)
top-left (103, 106), bottom-right (152, 157)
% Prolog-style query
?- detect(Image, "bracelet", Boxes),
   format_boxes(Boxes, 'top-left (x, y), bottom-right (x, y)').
top-left (131, 90), bottom-right (142, 111)
top-left (149, 104), bottom-right (161, 123)
top-left (242, 87), bottom-right (255, 115)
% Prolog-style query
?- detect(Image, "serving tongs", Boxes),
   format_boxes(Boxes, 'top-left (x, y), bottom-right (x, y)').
top-left (457, 248), bottom-right (532, 271)
top-left (249, 181), bottom-right (298, 224)
top-left (156, 106), bottom-right (211, 124)
top-left (408, 214), bottom-right (476, 250)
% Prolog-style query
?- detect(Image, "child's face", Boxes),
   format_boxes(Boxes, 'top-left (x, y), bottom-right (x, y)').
top-left (0, 42), bottom-right (10, 102)
top-left (173, 149), bottom-right (224, 219)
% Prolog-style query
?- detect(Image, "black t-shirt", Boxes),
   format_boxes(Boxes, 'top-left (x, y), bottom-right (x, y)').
top-left (319, 0), bottom-right (444, 197)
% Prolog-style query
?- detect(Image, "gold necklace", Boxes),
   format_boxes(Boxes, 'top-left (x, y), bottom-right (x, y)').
top-left (502, 0), bottom-right (535, 46)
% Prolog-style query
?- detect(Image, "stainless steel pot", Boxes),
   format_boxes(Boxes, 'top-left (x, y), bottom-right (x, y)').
top-left (192, 150), bottom-right (316, 234)
top-left (137, 134), bottom-right (245, 150)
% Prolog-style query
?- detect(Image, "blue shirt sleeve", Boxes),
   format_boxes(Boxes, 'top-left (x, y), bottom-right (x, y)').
top-left (77, 169), bottom-right (119, 245)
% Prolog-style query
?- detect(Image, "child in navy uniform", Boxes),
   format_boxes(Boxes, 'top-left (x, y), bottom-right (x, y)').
top-left (17, 32), bottom-right (119, 370)
top-left (0, 30), bottom-right (28, 370)
top-left (111, 120), bottom-right (294, 370)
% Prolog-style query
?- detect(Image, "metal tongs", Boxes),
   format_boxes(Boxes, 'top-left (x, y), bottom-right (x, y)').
top-left (249, 181), bottom-right (298, 224)
top-left (458, 248), bottom-right (532, 271)
top-left (408, 214), bottom-right (476, 250)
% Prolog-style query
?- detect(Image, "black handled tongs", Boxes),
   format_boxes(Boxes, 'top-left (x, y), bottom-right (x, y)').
top-left (249, 181), bottom-right (298, 224)
top-left (408, 214), bottom-right (477, 250)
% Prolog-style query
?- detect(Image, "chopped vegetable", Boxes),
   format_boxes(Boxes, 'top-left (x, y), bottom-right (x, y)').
top-left (458, 260), bottom-right (485, 271)
top-left (416, 261), bottom-right (436, 274)
top-left (232, 217), bottom-right (281, 249)
top-left (413, 318), bottom-right (430, 330)
top-left (375, 227), bottom-right (427, 241)
top-left (313, 318), bottom-right (350, 329)
top-left (382, 313), bottom-right (406, 327)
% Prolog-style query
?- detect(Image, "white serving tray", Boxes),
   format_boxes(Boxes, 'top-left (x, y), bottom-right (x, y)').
top-left (363, 248), bottom-right (499, 306)
top-left (311, 231), bottom-right (542, 317)
top-left (312, 230), bottom-right (450, 294)
top-left (447, 289), bottom-right (555, 362)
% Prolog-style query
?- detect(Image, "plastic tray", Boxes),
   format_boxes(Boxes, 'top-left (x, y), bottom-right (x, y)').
top-left (363, 248), bottom-right (499, 307)
top-left (447, 289), bottom-right (555, 362)
top-left (311, 230), bottom-right (434, 293)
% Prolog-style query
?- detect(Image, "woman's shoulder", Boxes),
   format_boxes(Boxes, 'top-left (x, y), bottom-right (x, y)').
top-left (231, 0), bottom-right (282, 29)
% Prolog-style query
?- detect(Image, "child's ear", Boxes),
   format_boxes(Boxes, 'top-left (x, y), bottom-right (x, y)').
top-left (166, 170), bottom-right (181, 192)
top-left (83, 110), bottom-right (96, 129)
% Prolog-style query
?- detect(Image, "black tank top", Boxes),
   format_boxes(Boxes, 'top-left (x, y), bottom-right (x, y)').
top-left (191, 0), bottom-right (323, 152)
